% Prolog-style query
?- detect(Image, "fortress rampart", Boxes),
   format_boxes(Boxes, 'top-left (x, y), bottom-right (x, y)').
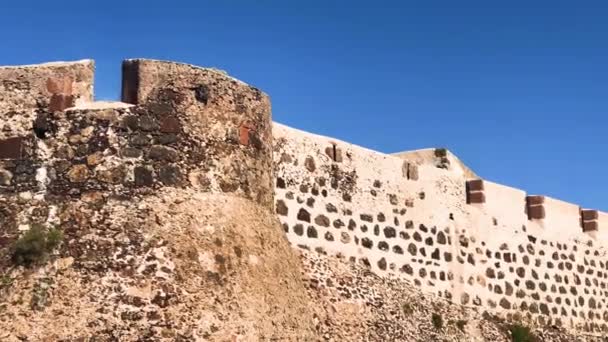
top-left (1, 59), bottom-right (607, 336)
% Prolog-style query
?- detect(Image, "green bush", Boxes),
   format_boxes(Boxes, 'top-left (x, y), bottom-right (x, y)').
top-left (11, 224), bottom-right (63, 266)
top-left (432, 312), bottom-right (443, 330)
top-left (509, 324), bottom-right (537, 342)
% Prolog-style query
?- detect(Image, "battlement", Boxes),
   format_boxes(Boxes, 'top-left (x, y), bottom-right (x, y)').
top-left (1, 59), bottom-right (607, 334)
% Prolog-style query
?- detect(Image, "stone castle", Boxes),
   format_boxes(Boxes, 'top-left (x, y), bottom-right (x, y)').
top-left (0, 58), bottom-right (607, 341)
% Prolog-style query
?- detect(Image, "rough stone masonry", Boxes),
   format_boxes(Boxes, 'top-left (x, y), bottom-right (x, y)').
top-left (0, 58), bottom-right (607, 340)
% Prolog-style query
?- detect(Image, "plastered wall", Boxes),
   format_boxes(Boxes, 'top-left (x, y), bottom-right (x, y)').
top-left (273, 123), bottom-right (608, 333)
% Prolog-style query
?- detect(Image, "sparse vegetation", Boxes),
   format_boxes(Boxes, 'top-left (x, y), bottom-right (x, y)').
top-left (401, 303), bottom-right (414, 316)
top-left (509, 323), bottom-right (537, 342)
top-left (0, 275), bottom-right (12, 289)
top-left (11, 224), bottom-right (63, 266)
top-left (432, 312), bottom-right (443, 330)
top-left (456, 319), bottom-right (467, 332)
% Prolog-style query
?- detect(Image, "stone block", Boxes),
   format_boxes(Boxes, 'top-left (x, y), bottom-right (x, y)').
top-left (466, 179), bottom-right (484, 191)
top-left (467, 192), bottom-right (485, 204)
top-left (526, 195), bottom-right (545, 206)
top-left (581, 210), bottom-right (599, 221)
top-left (527, 205), bottom-right (546, 220)
top-left (0, 137), bottom-right (24, 159)
top-left (583, 220), bottom-right (599, 232)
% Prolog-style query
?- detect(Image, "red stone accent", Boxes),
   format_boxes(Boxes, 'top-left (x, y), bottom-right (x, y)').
top-left (46, 77), bottom-right (73, 94)
top-left (467, 192), bottom-right (486, 204)
top-left (581, 210), bottom-right (599, 221)
top-left (49, 94), bottom-right (75, 112)
top-left (526, 195), bottom-right (545, 206)
top-left (467, 179), bottom-right (484, 191)
top-left (583, 221), bottom-right (599, 232)
top-left (160, 116), bottom-right (181, 133)
top-left (0, 137), bottom-right (24, 159)
top-left (527, 205), bottom-right (545, 220)
top-left (239, 122), bottom-right (254, 145)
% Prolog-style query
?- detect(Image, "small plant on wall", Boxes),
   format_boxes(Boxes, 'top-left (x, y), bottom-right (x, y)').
top-left (509, 323), bottom-right (538, 342)
top-left (11, 224), bottom-right (63, 266)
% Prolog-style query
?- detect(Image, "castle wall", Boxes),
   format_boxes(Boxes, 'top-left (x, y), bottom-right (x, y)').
top-left (273, 122), bottom-right (608, 333)
top-left (2, 58), bottom-right (608, 337)
top-left (478, 180), bottom-right (527, 229)
top-left (121, 59), bottom-right (274, 209)
top-left (1, 59), bottom-right (275, 263)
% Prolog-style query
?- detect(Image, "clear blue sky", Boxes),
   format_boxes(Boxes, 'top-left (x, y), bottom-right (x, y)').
top-left (1, 1), bottom-right (606, 210)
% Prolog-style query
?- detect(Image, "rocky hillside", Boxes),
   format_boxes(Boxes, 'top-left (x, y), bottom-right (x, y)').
top-left (0, 191), bottom-right (604, 341)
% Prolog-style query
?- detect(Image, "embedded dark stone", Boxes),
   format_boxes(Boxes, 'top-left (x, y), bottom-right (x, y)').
top-left (294, 224), bottom-right (304, 236)
top-left (314, 215), bottom-right (330, 227)
top-left (158, 165), bottom-right (181, 185)
top-left (374, 225), bottom-right (380, 236)
top-left (362, 238), bottom-right (373, 249)
top-left (149, 145), bottom-right (179, 162)
top-left (276, 177), bottom-right (286, 188)
top-left (505, 282), bottom-right (514, 296)
top-left (500, 298), bottom-right (511, 309)
top-left (413, 232), bottom-right (422, 242)
top-left (306, 197), bottom-right (315, 207)
top-left (360, 214), bottom-right (373, 222)
top-left (437, 232), bottom-right (446, 245)
top-left (348, 219), bottom-right (356, 230)
top-left (326, 203), bottom-right (338, 213)
top-left (486, 268), bottom-right (496, 279)
top-left (377, 213), bottom-right (386, 222)
top-left (297, 208), bottom-right (311, 222)
top-left (134, 166), bottom-right (153, 187)
top-left (130, 133), bottom-right (151, 146)
top-left (155, 133), bottom-right (178, 145)
top-left (407, 243), bottom-right (417, 255)
top-left (275, 200), bottom-right (288, 216)
top-left (377, 258), bottom-right (387, 270)
top-left (393, 245), bottom-right (403, 254)
top-left (123, 115), bottom-right (140, 130)
top-left (425, 237), bottom-right (433, 246)
top-left (324, 231), bottom-right (334, 241)
top-left (160, 116), bottom-right (181, 133)
top-left (378, 241), bottom-right (389, 251)
top-left (444, 252), bottom-right (452, 262)
top-left (405, 220), bottom-right (413, 229)
top-left (122, 147), bottom-right (143, 158)
top-left (401, 264), bottom-right (413, 275)
top-left (333, 219), bottom-right (344, 228)
top-left (139, 116), bottom-right (158, 131)
top-left (384, 226), bottom-right (396, 238)
top-left (307, 226), bottom-right (318, 238)
top-left (194, 84), bottom-right (211, 104)
top-left (33, 112), bottom-right (52, 139)
top-left (516, 267), bottom-right (525, 278)
top-left (525, 280), bottom-right (536, 290)
top-left (304, 156), bottom-right (315, 172)
top-left (431, 248), bottom-right (440, 260)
